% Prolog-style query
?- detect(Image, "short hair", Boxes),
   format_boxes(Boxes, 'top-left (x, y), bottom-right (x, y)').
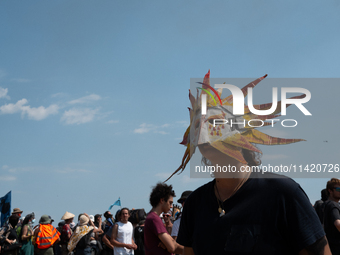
top-left (104, 211), bottom-right (111, 219)
top-left (242, 149), bottom-right (261, 167)
top-left (149, 182), bottom-right (176, 208)
top-left (326, 178), bottom-right (340, 195)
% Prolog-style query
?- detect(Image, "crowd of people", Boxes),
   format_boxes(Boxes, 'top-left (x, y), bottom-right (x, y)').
top-left (0, 188), bottom-right (192, 255)
top-left (1, 179), bottom-right (339, 255)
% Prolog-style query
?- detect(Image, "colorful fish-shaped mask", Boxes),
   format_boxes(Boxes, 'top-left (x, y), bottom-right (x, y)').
top-left (165, 70), bottom-right (305, 181)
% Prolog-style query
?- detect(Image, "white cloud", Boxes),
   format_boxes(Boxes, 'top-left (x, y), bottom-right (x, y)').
top-left (22, 104), bottom-right (59, 120)
top-left (68, 94), bottom-right (101, 105)
top-left (134, 123), bottom-right (170, 134)
top-left (0, 176), bottom-right (17, 181)
top-left (61, 108), bottom-right (99, 125)
top-left (7, 167), bottom-right (34, 173)
top-left (0, 99), bottom-right (59, 120)
top-left (134, 123), bottom-right (156, 134)
top-left (2, 165), bottom-right (9, 170)
top-left (0, 87), bottom-right (10, 99)
top-left (0, 99), bottom-right (28, 114)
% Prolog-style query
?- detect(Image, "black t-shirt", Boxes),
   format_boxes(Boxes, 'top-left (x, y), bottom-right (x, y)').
top-left (323, 200), bottom-right (340, 245)
top-left (134, 225), bottom-right (145, 255)
top-left (313, 200), bottom-right (325, 224)
top-left (177, 172), bottom-right (324, 255)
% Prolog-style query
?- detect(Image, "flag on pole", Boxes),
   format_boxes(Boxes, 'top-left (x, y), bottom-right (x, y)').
top-left (0, 191), bottom-right (11, 227)
top-left (108, 197), bottom-right (121, 210)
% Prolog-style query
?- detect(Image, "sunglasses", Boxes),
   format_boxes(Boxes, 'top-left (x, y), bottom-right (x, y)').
top-left (163, 215), bottom-right (170, 217)
top-left (334, 187), bottom-right (340, 192)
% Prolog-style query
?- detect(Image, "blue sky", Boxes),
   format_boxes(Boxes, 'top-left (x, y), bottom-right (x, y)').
top-left (1, 0), bottom-right (340, 224)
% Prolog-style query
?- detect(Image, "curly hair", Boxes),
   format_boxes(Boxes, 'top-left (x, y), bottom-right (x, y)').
top-left (149, 182), bottom-right (176, 208)
top-left (326, 178), bottom-right (340, 196)
top-left (241, 149), bottom-right (262, 167)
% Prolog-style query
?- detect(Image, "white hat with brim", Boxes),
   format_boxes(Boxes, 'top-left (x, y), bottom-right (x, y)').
top-left (61, 211), bottom-right (75, 220)
top-left (79, 215), bottom-right (89, 226)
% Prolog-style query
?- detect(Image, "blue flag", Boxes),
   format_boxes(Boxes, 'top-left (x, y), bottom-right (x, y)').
top-left (108, 197), bottom-right (121, 210)
top-left (0, 191), bottom-right (11, 227)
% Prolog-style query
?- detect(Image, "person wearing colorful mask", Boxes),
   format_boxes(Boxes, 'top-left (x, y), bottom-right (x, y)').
top-left (169, 71), bottom-right (331, 255)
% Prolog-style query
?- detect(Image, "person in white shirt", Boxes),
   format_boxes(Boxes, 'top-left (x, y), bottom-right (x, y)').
top-left (110, 208), bottom-right (137, 255)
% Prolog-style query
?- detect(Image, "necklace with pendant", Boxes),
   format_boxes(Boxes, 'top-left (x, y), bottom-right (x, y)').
top-left (214, 172), bottom-right (250, 217)
top-left (215, 184), bottom-right (226, 217)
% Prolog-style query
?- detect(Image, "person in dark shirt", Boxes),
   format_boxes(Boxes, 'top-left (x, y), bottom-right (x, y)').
top-left (134, 220), bottom-right (145, 255)
top-left (168, 71), bottom-right (331, 255)
top-left (1, 215), bottom-right (20, 255)
top-left (314, 189), bottom-right (328, 225)
top-left (323, 178), bottom-right (340, 254)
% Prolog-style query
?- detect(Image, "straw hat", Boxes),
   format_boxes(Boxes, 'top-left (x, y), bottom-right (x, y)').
top-left (61, 211), bottom-right (75, 220)
top-left (79, 215), bottom-right (89, 226)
